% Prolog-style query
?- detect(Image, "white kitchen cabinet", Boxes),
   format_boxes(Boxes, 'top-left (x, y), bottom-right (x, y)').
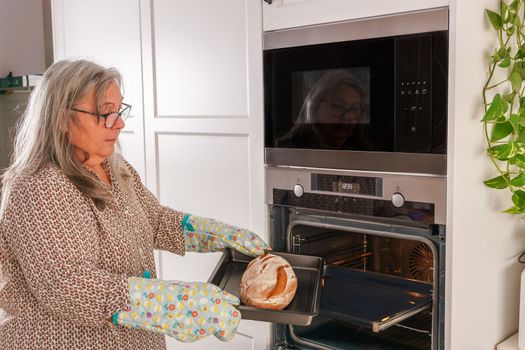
top-left (51, 0), bottom-right (146, 178)
top-left (262, 0), bottom-right (449, 31)
top-left (143, 0), bottom-right (268, 347)
top-left (51, 0), bottom-right (268, 349)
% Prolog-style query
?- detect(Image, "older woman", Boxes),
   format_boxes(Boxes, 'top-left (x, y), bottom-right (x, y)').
top-left (0, 59), bottom-right (269, 349)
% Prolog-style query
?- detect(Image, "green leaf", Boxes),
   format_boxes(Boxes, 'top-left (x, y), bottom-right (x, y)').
top-left (515, 61), bottom-right (525, 79)
top-left (512, 190), bottom-right (525, 207)
top-left (491, 121), bottom-right (513, 141)
top-left (517, 129), bottom-right (525, 143)
top-left (520, 96), bottom-right (525, 109)
top-left (511, 154), bottom-right (525, 168)
top-left (488, 143), bottom-right (515, 160)
top-left (514, 14), bottom-right (521, 26)
top-left (516, 48), bottom-right (525, 59)
top-left (501, 1), bottom-right (509, 22)
top-left (484, 173), bottom-right (510, 189)
top-left (511, 172), bottom-right (525, 186)
top-left (520, 97), bottom-right (525, 109)
top-left (499, 53), bottom-right (511, 67)
top-left (511, 71), bottom-right (523, 92)
top-left (518, 113), bottom-right (525, 127)
top-left (502, 205), bottom-right (525, 214)
top-left (519, 99), bottom-right (525, 123)
top-left (483, 93), bottom-right (505, 121)
top-left (504, 92), bottom-right (516, 103)
top-left (509, 113), bottom-right (519, 129)
top-left (487, 9), bottom-right (503, 30)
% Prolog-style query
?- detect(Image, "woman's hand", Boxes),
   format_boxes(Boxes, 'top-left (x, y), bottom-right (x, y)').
top-left (182, 214), bottom-right (271, 257)
top-left (113, 277), bottom-right (241, 342)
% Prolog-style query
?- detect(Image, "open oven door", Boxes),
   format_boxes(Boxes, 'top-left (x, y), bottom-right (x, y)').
top-left (270, 206), bottom-right (445, 350)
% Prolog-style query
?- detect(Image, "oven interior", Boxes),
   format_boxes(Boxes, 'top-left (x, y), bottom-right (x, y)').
top-left (271, 206), bottom-right (445, 350)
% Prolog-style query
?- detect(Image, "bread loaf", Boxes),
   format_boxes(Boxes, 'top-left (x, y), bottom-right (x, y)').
top-left (240, 253), bottom-right (297, 310)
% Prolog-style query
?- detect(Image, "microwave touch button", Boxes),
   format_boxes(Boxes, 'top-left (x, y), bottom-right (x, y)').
top-left (391, 192), bottom-right (405, 208)
top-left (293, 184), bottom-right (304, 198)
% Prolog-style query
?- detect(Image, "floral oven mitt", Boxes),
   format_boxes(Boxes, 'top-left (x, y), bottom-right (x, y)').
top-left (182, 214), bottom-right (270, 257)
top-left (113, 277), bottom-right (241, 342)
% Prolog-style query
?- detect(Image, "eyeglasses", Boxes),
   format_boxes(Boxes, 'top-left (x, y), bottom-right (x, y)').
top-left (326, 100), bottom-right (364, 119)
top-left (70, 102), bottom-right (132, 128)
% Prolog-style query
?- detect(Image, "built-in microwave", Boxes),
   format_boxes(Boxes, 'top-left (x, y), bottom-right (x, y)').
top-left (264, 8), bottom-right (448, 175)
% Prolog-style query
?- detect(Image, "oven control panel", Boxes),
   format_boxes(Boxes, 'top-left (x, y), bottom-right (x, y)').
top-left (311, 173), bottom-right (382, 196)
top-left (266, 166), bottom-right (446, 225)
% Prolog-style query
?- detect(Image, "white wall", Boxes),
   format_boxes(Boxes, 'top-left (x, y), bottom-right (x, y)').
top-left (448, 0), bottom-right (525, 348)
top-left (0, 0), bottom-right (47, 76)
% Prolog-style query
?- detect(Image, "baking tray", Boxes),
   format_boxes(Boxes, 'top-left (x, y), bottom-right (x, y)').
top-left (208, 248), bottom-right (323, 326)
top-left (321, 265), bottom-right (432, 332)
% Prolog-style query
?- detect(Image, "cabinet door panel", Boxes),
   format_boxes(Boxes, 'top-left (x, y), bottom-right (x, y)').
top-left (263, 0), bottom-right (449, 31)
top-left (142, 0), bottom-right (268, 349)
top-left (52, 0), bottom-right (146, 177)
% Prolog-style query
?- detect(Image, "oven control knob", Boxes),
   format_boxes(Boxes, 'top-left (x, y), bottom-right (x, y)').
top-left (293, 184), bottom-right (304, 197)
top-left (391, 192), bottom-right (405, 208)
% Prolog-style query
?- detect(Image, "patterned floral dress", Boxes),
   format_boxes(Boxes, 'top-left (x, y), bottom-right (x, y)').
top-left (0, 160), bottom-right (186, 349)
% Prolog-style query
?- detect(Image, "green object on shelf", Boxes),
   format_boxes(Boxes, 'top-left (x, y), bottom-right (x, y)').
top-left (0, 73), bottom-right (23, 89)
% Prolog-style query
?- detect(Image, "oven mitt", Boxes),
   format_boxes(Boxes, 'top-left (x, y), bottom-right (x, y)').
top-left (182, 214), bottom-right (270, 257)
top-left (112, 277), bottom-right (241, 342)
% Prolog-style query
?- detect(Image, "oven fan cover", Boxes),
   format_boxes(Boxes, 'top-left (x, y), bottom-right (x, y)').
top-left (403, 241), bottom-right (434, 283)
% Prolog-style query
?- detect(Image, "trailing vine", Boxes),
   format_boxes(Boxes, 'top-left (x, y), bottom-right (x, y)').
top-left (483, 0), bottom-right (525, 216)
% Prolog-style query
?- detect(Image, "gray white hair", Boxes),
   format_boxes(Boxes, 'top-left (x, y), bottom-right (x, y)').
top-left (1, 59), bottom-right (131, 214)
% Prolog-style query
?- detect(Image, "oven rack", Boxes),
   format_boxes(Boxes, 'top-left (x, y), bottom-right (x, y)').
top-left (320, 264), bottom-right (432, 333)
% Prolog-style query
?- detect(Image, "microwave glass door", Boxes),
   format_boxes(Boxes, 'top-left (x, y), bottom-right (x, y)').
top-left (264, 32), bottom-right (448, 154)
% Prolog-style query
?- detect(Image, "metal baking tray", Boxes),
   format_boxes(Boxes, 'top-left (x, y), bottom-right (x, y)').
top-left (208, 248), bottom-right (323, 326)
top-left (321, 265), bottom-right (432, 332)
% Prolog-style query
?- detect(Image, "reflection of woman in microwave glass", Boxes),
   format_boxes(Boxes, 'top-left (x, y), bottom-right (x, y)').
top-left (277, 70), bottom-right (371, 149)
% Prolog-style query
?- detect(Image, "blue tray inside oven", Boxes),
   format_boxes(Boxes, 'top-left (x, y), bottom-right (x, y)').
top-left (320, 265), bottom-right (432, 332)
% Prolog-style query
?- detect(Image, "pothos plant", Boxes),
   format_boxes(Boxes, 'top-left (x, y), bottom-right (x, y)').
top-left (483, 0), bottom-right (525, 216)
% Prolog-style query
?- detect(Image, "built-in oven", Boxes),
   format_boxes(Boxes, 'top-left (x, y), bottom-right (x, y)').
top-left (263, 7), bottom-right (448, 349)
top-left (264, 8), bottom-right (448, 175)
top-left (266, 166), bottom-right (446, 350)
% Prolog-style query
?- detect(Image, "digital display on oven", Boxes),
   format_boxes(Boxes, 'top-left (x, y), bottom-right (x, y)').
top-left (311, 173), bottom-right (382, 196)
top-left (338, 181), bottom-right (360, 194)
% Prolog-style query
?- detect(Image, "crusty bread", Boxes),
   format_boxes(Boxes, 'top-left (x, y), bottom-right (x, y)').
top-left (240, 253), bottom-right (297, 310)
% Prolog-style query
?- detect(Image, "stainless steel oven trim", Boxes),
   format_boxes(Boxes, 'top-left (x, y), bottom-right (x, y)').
top-left (266, 148), bottom-right (447, 176)
top-left (264, 7), bottom-right (448, 50)
top-left (285, 220), bottom-right (439, 350)
top-left (267, 166), bottom-right (447, 225)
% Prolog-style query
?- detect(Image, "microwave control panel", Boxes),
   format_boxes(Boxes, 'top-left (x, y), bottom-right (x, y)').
top-left (395, 34), bottom-right (433, 152)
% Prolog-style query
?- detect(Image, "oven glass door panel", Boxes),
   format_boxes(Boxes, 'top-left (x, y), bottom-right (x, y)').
top-left (270, 207), bottom-right (444, 350)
